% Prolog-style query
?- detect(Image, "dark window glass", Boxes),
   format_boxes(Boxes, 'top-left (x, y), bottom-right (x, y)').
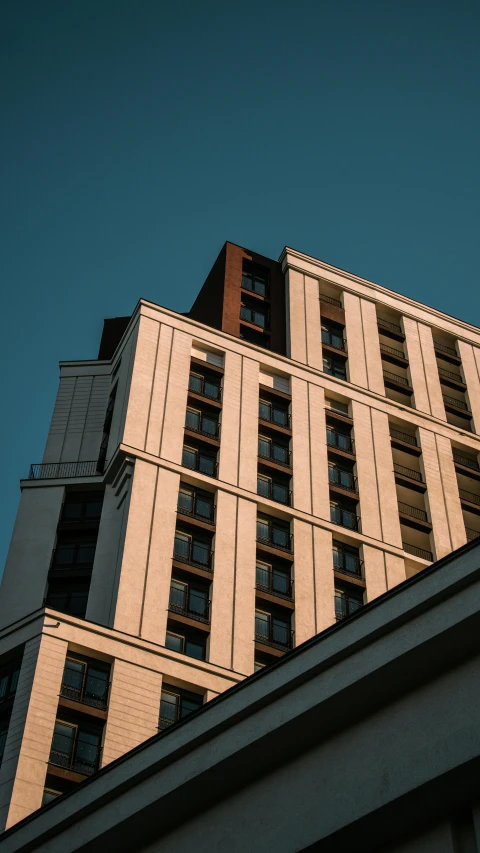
top-left (165, 633), bottom-right (184, 653)
top-left (323, 355), bottom-right (347, 381)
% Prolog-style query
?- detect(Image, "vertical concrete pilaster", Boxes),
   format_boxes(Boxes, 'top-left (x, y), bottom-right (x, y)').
top-left (304, 276), bottom-right (323, 370)
top-left (218, 350), bottom-right (242, 485)
top-left (361, 299), bottom-right (385, 395)
top-left (160, 329), bottom-right (192, 464)
top-left (371, 409), bottom-right (403, 548)
top-left (458, 340), bottom-right (480, 434)
top-left (292, 519), bottom-right (316, 646)
top-left (343, 292), bottom-right (368, 390)
top-left (309, 384), bottom-right (330, 521)
top-left (102, 660), bottom-right (162, 766)
top-left (238, 358), bottom-right (259, 494)
top-left (312, 526), bottom-right (335, 632)
top-left (286, 269), bottom-right (307, 364)
top-left (363, 545), bottom-right (387, 602)
top-left (145, 323), bottom-right (174, 457)
top-left (403, 318), bottom-right (430, 416)
top-left (0, 634), bottom-right (68, 830)
top-left (292, 377), bottom-right (312, 514)
top-left (352, 402), bottom-right (382, 540)
top-left (123, 315), bottom-right (160, 450)
top-left (232, 498), bottom-right (257, 675)
top-left (419, 428), bottom-right (453, 559)
top-left (435, 434), bottom-right (467, 551)
top-left (385, 553), bottom-right (406, 589)
top-left (209, 491), bottom-right (237, 669)
top-left (417, 324), bottom-right (446, 420)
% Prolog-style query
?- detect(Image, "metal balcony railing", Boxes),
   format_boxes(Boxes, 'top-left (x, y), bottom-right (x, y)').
top-left (442, 393), bottom-right (469, 412)
top-left (255, 565), bottom-right (293, 601)
top-left (333, 549), bottom-right (363, 579)
top-left (321, 329), bottom-right (347, 352)
top-left (380, 342), bottom-right (406, 360)
top-left (168, 590), bottom-right (211, 624)
top-left (327, 428), bottom-right (355, 454)
top-left (402, 542), bottom-right (433, 561)
top-left (389, 427), bottom-right (418, 447)
top-left (330, 505), bottom-right (360, 531)
top-left (453, 451), bottom-right (479, 471)
top-left (173, 538), bottom-right (213, 572)
top-left (177, 495), bottom-right (215, 524)
top-left (393, 463), bottom-right (423, 482)
top-left (256, 522), bottom-right (293, 553)
top-left (319, 293), bottom-right (342, 308)
top-left (254, 620), bottom-right (294, 651)
top-left (60, 680), bottom-right (110, 711)
top-left (240, 305), bottom-right (268, 329)
top-left (49, 741), bottom-right (102, 776)
top-left (328, 466), bottom-right (358, 493)
top-left (182, 448), bottom-right (218, 478)
top-left (434, 341), bottom-right (458, 358)
top-left (466, 528), bottom-right (480, 542)
top-left (459, 488), bottom-right (480, 506)
top-left (258, 404), bottom-right (291, 429)
top-left (398, 502), bottom-right (429, 523)
top-left (257, 480), bottom-right (292, 506)
top-left (438, 366), bottom-right (464, 385)
top-left (378, 318), bottom-right (403, 335)
top-left (383, 370), bottom-right (410, 388)
top-left (188, 373), bottom-right (222, 402)
top-left (29, 461), bottom-right (100, 480)
top-left (185, 413), bottom-right (219, 440)
top-left (334, 594), bottom-right (363, 620)
top-left (258, 445), bottom-right (292, 469)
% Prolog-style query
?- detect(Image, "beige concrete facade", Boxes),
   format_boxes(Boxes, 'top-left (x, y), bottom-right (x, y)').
top-left (1, 243), bottom-right (480, 829)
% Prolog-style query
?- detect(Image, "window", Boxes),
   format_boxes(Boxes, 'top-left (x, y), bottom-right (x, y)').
top-left (45, 583), bottom-right (90, 618)
top-left (256, 560), bottom-right (291, 597)
top-left (182, 445), bottom-right (217, 477)
top-left (0, 727), bottom-right (8, 763)
top-left (332, 541), bottom-right (362, 577)
top-left (257, 474), bottom-right (290, 505)
top-left (242, 266), bottom-right (268, 297)
top-left (240, 327), bottom-right (270, 348)
top-left (240, 301), bottom-right (267, 329)
top-left (185, 407), bottom-right (218, 437)
top-left (256, 516), bottom-right (290, 550)
top-left (159, 687), bottom-right (203, 730)
top-left (321, 322), bottom-right (345, 351)
top-left (0, 665), bottom-right (20, 703)
top-left (61, 492), bottom-right (103, 524)
top-left (50, 721), bottom-right (101, 776)
top-left (259, 398), bottom-right (289, 427)
top-left (61, 657), bottom-right (110, 709)
top-left (52, 540), bottom-right (96, 570)
top-left (188, 372), bottom-right (220, 401)
top-left (328, 462), bottom-right (356, 491)
top-left (330, 502), bottom-right (358, 530)
top-left (258, 436), bottom-right (289, 465)
top-left (326, 398), bottom-right (350, 416)
top-left (326, 424), bottom-right (352, 452)
top-left (173, 531), bottom-right (211, 567)
top-left (177, 485), bottom-right (214, 521)
top-left (165, 631), bottom-right (206, 661)
top-left (255, 610), bottom-right (290, 648)
top-left (335, 587), bottom-right (364, 619)
top-left (169, 580), bottom-right (209, 619)
top-left (323, 354), bottom-right (347, 381)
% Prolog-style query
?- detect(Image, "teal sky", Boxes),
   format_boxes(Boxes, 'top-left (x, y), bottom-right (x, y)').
top-left (1, 0), bottom-right (479, 570)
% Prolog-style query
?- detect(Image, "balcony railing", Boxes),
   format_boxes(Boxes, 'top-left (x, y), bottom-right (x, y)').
top-left (398, 502), bottom-right (429, 523)
top-left (389, 427), bottom-right (418, 447)
top-left (403, 542), bottom-right (433, 561)
top-left (256, 522), bottom-right (293, 553)
top-left (383, 370), bottom-right (410, 388)
top-left (257, 479), bottom-right (292, 506)
top-left (328, 466), bottom-right (358, 493)
top-left (319, 293), bottom-right (342, 308)
top-left (335, 594), bottom-right (363, 620)
top-left (256, 566), bottom-right (293, 601)
top-left (177, 496), bottom-right (215, 524)
top-left (168, 590), bottom-right (211, 624)
top-left (438, 366), bottom-right (464, 385)
top-left (434, 341), bottom-right (458, 358)
top-left (459, 488), bottom-right (480, 507)
top-left (51, 544), bottom-right (96, 570)
top-left (182, 448), bottom-right (218, 478)
top-left (393, 463), bottom-right (423, 483)
top-left (185, 414), bottom-right (219, 440)
top-left (466, 528), bottom-right (480, 542)
top-left (29, 461), bottom-right (100, 480)
top-left (258, 404), bottom-right (291, 429)
top-left (380, 342), bottom-right (406, 361)
top-left (255, 620), bottom-right (294, 651)
top-left (330, 505), bottom-right (360, 531)
top-left (258, 446), bottom-right (292, 469)
top-left (453, 451), bottom-right (479, 471)
top-left (188, 373), bottom-right (222, 402)
top-left (60, 680), bottom-right (110, 711)
top-left (240, 305), bottom-right (268, 329)
top-left (327, 428), bottom-right (354, 454)
top-left (321, 329), bottom-right (347, 352)
top-left (173, 538), bottom-right (213, 572)
top-left (333, 549), bottom-right (363, 579)
top-left (49, 741), bottom-right (102, 776)
top-left (378, 318), bottom-right (403, 335)
top-left (442, 393), bottom-right (469, 412)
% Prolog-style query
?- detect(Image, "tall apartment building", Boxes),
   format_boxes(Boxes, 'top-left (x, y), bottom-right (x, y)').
top-left (0, 240), bottom-right (479, 829)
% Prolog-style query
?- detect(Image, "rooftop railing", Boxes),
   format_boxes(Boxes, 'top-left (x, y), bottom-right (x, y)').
top-left (29, 461), bottom-right (100, 480)
top-left (402, 542), bottom-right (433, 561)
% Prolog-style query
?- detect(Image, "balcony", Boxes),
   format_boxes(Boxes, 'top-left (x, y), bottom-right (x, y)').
top-left (380, 342), bottom-right (408, 364)
top-left (389, 427), bottom-right (418, 448)
top-left (257, 477), bottom-right (292, 506)
top-left (442, 393), bottom-right (470, 414)
top-left (188, 373), bottom-right (222, 403)
top-left (182, 446), bottom-right (217, 478)
top-left (434, 341), bottom-right (459, 360)
top-left (328, 465), bottom-right (358, 494)
top-left (60, 678), bottom-right (110, 711)
top-left (383, 370), bottom-right (412, 392)
top-left (437, 366), bottom-right (466, 389)
top-left (326, 428), bottom-right (355, 455)
top-left (28, 461), bottom-right (100, 480)
top-left (393, 463), bottom-right (424, 484)
top-left (321, 329), bottom-right (347, 353)
top-left (258, 442), bottom-right (292, 469)
top-left (377, 318), bottom-right (404, 340)
top-left (49, 739), bottom-right (102, 777)
top-left (398, 502), bottom-right (430, 527)
top-left (319, 293), bottom-right (342, 308)
top-left (254, 619), bottom-right (294, 652)
top-left (185, 409), bottom-right (219, 441)
top-left (256, 520), bottom-right (293, 554)
top-left (333, 549), bottom-right (364, 580)
top-left (168, 587), bottom-right (211, 625)
top-left (255, 565), bottom-right (293, 601)
top-left (453, 451), bottom-right (479, 473)
top-left (177, 489), bottom-right (215, 525)
top-left (173, 536), bottom-right (213, 572)
top-left (330, 505), bottom-right (360, 531)
top-left (466, 528), bottom-right (480, 542)
top-left (240, 304), bottom-right (268, 329)
top-left (259, 401), bottom-right (291, 431)
top-left (403, 542), bottom-right (433, 561)
top-left (334, 592), bottom-right (363, 620)
top-left (459, 488), bottom-right (480, 509)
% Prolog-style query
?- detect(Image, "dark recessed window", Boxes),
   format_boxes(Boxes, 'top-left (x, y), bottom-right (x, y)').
top-left (323, 355), bottom-right (347, 381)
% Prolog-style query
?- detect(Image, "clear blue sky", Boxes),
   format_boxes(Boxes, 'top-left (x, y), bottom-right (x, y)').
top-left (1, 0), bottom-right (479, 571)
